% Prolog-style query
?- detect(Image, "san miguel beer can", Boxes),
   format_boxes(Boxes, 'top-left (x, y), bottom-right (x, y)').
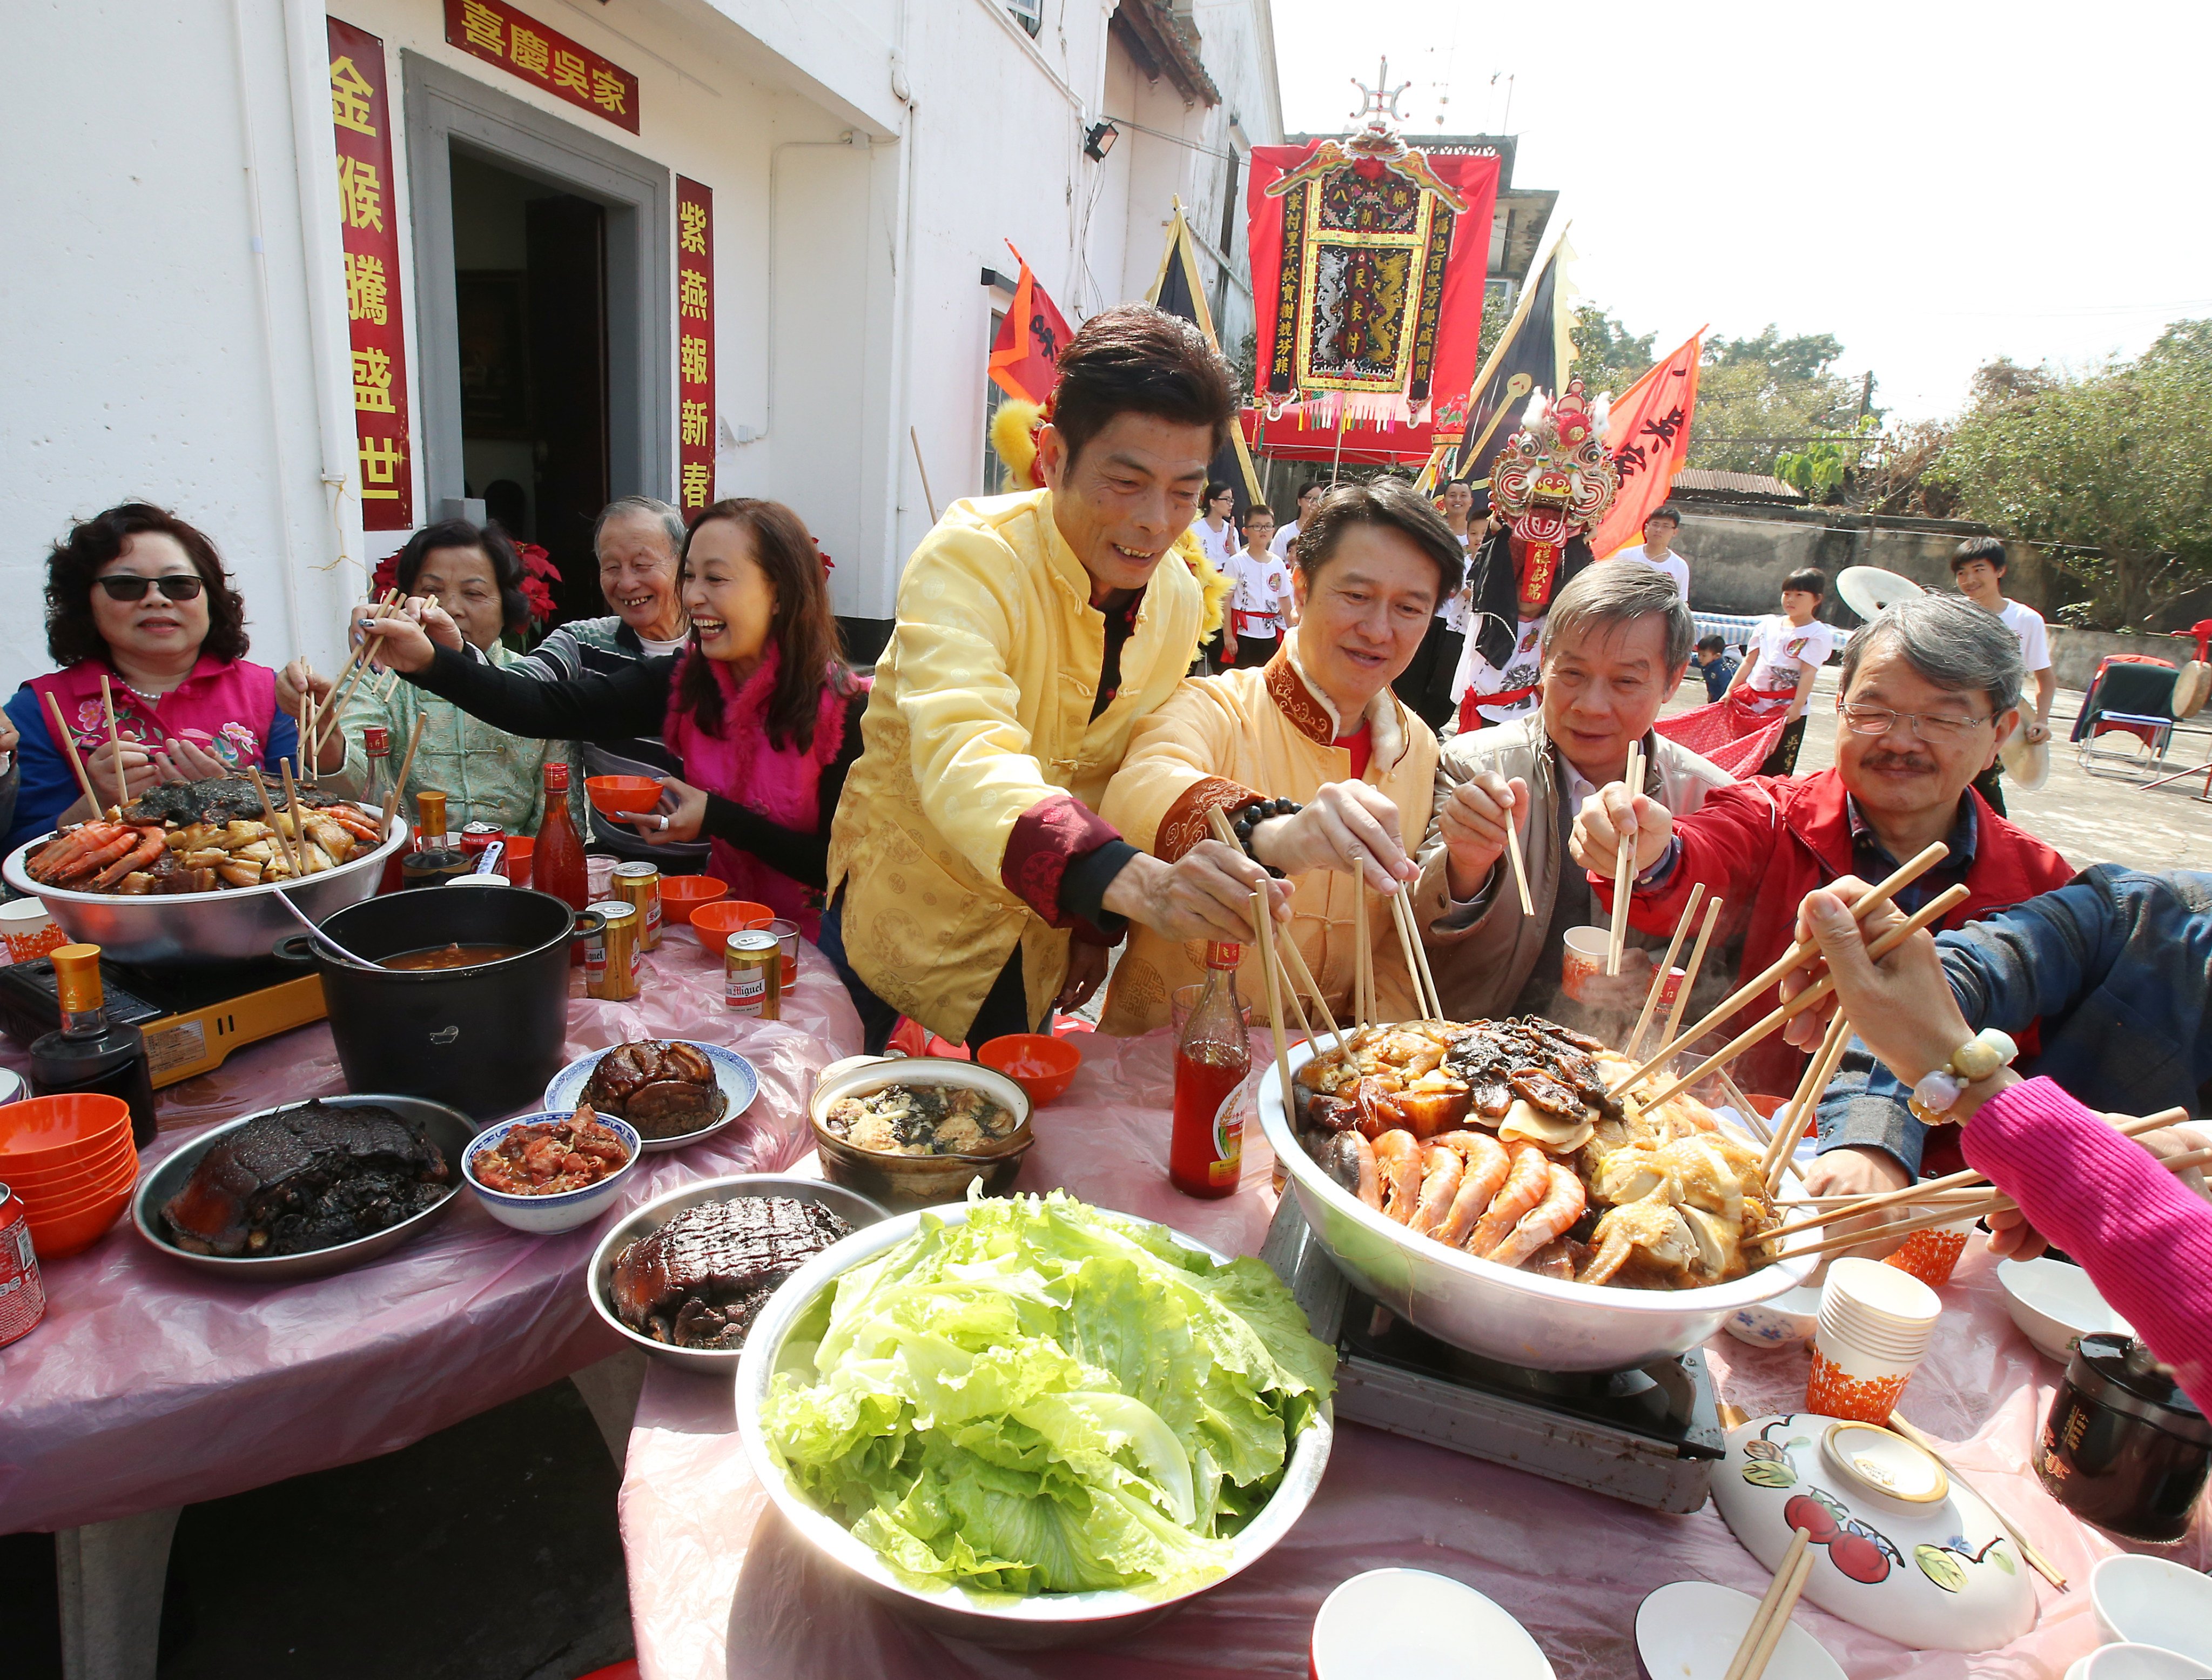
top-left (586, 901), bottom-right (641, 1001)
top-left (0, 1185), bottom-right (47, 1348)
top-left (724, 930), bottom-right (781, 1019)
top-left (611, 861), bottom-right (663, 951)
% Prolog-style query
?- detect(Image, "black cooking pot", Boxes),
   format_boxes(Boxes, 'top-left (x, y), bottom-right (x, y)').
top-left (274, 888), bottom-right (605, 1120)
top-left (2034, 1332), bottom-right (2211, 1542)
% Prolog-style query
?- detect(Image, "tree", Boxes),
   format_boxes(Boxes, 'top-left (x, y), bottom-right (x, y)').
top-left (1937, 321), bottom-right (2212, 629)
top-left (1568, 305), bottom-right (1657, 402)
top-left (1689, 326), bottom-right (1873, 476)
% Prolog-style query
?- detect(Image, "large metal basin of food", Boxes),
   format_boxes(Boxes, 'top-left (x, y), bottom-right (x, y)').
top-left (736, 1200), bottom-right (1333, 1648)
top-left (1258, 1040), bottom-right (1818, 1373)
top-left (2, 806), bottom-right (405, 967)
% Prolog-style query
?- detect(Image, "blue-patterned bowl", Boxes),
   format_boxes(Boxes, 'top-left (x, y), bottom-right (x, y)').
top-left (463, 1110), bottom-right (642, 1234)
top-left (1723, 1282), bottom-right (1823, 1349)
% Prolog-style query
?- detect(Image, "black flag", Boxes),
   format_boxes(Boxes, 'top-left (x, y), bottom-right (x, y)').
top-left (1147, 203), bottom-right (1264, 513)
top-left (1451, 238), bottom-right (1568, 487)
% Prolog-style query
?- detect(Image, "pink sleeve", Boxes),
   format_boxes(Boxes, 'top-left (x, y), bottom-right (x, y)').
top-left (1963, 1077), bottom-right (2212, 1412)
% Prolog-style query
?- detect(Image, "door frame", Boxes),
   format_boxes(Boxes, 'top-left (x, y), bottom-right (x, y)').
top-left (401, 52), bottom-right (671, 519)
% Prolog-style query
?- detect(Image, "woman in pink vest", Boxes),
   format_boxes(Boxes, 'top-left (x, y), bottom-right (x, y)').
top-left (367, 498), bottom-right (867, 938)
top-left (3, 503), bottom-right (300, 856)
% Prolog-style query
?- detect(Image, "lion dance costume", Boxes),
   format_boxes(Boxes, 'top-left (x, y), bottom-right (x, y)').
top-left (1448, 378), bottom-right (1619, 731)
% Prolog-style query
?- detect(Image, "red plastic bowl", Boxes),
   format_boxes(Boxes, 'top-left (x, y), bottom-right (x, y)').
top-left (977, 1033), bottom-right (1083, 1106)
top-left (585, 775), bottom-right (662, 818)
top-left (25, 1184), bottom-right (133, 1260)
top-left (17, 1156), bottom-right (137, 1219)
top-left (0, 1093), bottom-right (133, 1173)
top-left (2, 1133), bottom-right (137, 1195)
top-left (692, 899), bottom-right (772, 956)
top-left (658, 876), bottom-right (730, 926)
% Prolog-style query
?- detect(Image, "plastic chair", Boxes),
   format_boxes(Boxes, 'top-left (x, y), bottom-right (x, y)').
top-left (2073, 658), bottom-right (2179, 776)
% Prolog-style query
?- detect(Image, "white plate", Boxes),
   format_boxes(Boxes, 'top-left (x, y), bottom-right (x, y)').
top-left (1316, 1569), bottom-right (1553, 1679)
top-left (1635, 1580), bottom-right (1845, 1680)
top-left (542, 1040), bottom-right (757, 1153)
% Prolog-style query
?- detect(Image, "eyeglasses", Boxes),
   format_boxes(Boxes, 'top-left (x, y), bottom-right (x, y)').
top-left (1839, 702), bottom-right (1992, 740)
top-left (96, 575), bottom-right (205, 603)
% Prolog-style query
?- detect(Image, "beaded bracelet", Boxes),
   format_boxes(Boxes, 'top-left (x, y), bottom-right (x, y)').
top-left (1230, 798), bottom-right (1302, 879)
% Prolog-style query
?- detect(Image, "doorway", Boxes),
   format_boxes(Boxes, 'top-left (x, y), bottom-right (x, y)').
top-left (449, 151), bottom-right (609, 619)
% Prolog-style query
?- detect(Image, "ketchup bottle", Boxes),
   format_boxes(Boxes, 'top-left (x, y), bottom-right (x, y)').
top-left (1169, 942), bottom-right (1251, 1198)
top-left (533, 763), bottom-right (590, 963)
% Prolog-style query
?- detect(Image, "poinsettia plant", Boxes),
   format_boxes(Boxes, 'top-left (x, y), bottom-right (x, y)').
top-left (372, 540), bottom-right (562, 633)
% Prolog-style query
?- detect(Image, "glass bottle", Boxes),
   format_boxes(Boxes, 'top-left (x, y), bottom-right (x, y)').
top-left (533, 764), bottom-right (590, 962)
top-left (362, 725), bottom-right (406, 894)
top-left (29, 944), bottom-right (158, 1149)
top-left (400, 789), bottom-right (469, 888)
top-left (1169, 942), bottom-right (1251, 1198)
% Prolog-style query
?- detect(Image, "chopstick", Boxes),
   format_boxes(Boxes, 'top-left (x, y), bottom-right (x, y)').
top-left (311, 589), bottom-right (402, 757)
top-left (1723, 1525), bottom-right (1812, 1680)
top-left (1762, 1011), bottom-right (1853, 1193)
top-left (1884, 1415), bottom-right (2067, 1590)
top-left (1626, 883), bottom-right (1704, 1061)
top-left (1206, 807), bottom-right (1342, 1055)
top-left (1611, 843), bottom-right (1949, 1096)
top-left (387, 713), bottom-right (428, 844)
top-left (98, 675), bottom-right (128, 810)
top-left (1656, 892), bottom-right (1724, 1063)
top-left (1717, 1069), bottom-right (1774, 1146)
top-left (1606, 740), bottom-right (1643, 976)
top-left (1740, 1537), bottom-right (1817, 1680)
top-left (246, 765), bottom-right (303, 877)
top-left (1246, 884), bottom-right (1299, 1140)
top-left (1352, 886), bottom-right (1371, 1028)
top-left (43, 689), bottom-right (103, 818)
top-left (280, 759), bottom-right (314, 875)
top-left (1632, 885), bottom-right (1972, 1117)
top-left (1388, 889), bottom-right (1444, 1021)
top-left (1502, 778), bottom-right (1535, 917)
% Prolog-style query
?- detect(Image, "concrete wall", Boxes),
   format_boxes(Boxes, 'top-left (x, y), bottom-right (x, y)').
top-left (2047, 626), bottom-right (2205, 692)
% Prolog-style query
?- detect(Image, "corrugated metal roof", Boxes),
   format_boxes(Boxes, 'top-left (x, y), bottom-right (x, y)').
top-left (1669, 469), bottom-right (1805, 503)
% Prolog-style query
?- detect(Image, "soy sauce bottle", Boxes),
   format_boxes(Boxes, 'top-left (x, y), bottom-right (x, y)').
top-left (1169, 942), bottom-right (1250, 1198)
top-left (30, 944), bottom-right (158, 1148)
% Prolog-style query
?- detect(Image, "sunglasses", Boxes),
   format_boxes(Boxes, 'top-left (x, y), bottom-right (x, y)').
top-left (96, 575), bottom-right (205, 602)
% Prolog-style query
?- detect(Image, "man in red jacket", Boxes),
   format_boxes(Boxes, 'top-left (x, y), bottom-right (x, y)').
top-left (1572, 592), bottom-right (2073, 1104)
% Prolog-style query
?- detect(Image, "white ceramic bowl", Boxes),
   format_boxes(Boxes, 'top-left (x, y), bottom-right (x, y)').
top-left (462, 1110), bottom-right (642, 1234)
top-left (2090, 1554), bottom-right (2212, 1664)
top-left (1259, 1040), bottom-right (1819, 1372)
top-left (542, 1041), bottom-right (758, 1154)
top-left (1999, 1258), bottom-right (2136, 1364)
top-left (1725, 1283), bottom-right (1824, 1349)
top-left (2081, 1647), bottom-right (2212, 1680)
top-left (735, 1199), bottom-right (1333, 1647)
top-left (1315, 1569), bottom-right (1554, 1679)
top-left (1634, 1580), bottom-right (1845, 1680)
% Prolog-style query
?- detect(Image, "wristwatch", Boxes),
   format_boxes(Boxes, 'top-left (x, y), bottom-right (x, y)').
top-left (1907, 1029), bottom-right (2018, 1125)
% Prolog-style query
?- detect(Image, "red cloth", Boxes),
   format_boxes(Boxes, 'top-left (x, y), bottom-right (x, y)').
top-left (1000, 794), bottom-right (1122, 931)
top-left (1592, 770), bottom-right (2074, 1094)
top-left (1653, 694), bottom-right (1791, 779)
top-left (1968, 1077), bottom-right (2212, 1412)
top-left (1335, 723), bottom-right (1371, 782)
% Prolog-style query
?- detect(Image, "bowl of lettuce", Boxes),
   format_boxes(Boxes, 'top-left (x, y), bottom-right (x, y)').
top-left (737, 1190), bottom-right (1336, 1646)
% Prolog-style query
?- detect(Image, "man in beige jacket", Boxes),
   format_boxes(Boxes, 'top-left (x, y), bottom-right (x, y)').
top-left (1413, 563), bottom-right (1731, 1034)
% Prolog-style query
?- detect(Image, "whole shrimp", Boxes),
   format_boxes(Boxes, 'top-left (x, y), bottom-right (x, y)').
top-left (1428, 1131), bottom-right (1511, 1248)
top-left (1465, 1141), bottom-right (1552, 1259)
top-left (1406, 1141), bottom-right (1464, 1238)
top-left (1372, 1130), bottom-right (1425, 1224)
top-left (1486, 1163), bottom-right (1588, 1269)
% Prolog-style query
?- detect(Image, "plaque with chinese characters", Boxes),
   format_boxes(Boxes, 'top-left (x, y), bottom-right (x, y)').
top-left (676, 178), bottom-right (714, 513)
top-left (443, 0), bottom-right (640, 135)
top-left (328, 18), bottom-right (413, 529)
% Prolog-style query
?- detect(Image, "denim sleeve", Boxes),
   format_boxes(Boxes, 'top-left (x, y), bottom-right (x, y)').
top-left (1815, 1046), bottom-right (1925, 1179)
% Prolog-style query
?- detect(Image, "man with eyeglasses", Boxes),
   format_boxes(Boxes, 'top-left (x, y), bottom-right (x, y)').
top-left (1571, 593), bottom-right (2073, 1098)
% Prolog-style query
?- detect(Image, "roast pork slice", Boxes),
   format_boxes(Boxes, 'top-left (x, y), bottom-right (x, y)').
top-left (161, 1101), bottom-right (449, 1256)
top-left (611, 1197), bottom-right (851, 1347)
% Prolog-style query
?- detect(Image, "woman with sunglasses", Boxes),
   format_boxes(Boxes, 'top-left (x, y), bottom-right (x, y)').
top-left (3, 502), bottom-right (300, 856)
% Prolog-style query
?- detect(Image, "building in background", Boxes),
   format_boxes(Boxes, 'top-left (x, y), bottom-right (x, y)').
top-left (1, 0), bottom-right (1281, 680)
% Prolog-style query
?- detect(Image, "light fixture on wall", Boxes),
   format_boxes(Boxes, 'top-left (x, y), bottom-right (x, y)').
top-left (1083, 120), bottom-right (1119, 161)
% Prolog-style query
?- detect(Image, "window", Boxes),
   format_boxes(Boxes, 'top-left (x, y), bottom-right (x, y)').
top-left (982, 310), bottom-right (1013, 494)
top-left (1006, 0), bottom-right (1042, 37)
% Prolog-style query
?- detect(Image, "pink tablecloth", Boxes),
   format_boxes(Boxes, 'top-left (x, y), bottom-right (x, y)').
top-left (0, 935), bottom-right (860, 1535)
top-left (618, 1030), bottom-right (2207, 1680)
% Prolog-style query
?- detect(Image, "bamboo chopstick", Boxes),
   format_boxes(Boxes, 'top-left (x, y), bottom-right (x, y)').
top-left (1612, 843), bottom-right (1949, 1096)
top-left (1402, 890), bottom-right (1445, 1019)
top-left (1717, 1069), bottom-right (1773, 1145)
top-left (279, 759), bottom-right (314, 875)
top-left (1606, 741), bottom-right (1642, 976)
top-left (313, 589), bottom-right (402, 757)
top-left (42, 689), bottom-right (103, 818)
top-left (386, 713), bottom-right (428, 844)
top-left (1352, 886), bottom-right (1371, 1028)
top-left (1740, 1540), bottom-right (1817, 1680)
top-left (1655, 892), bottom-right (1724, 1066)
top-left (1634, 884), bottom-right (1972, 1115)
top-left (1763, 1011), bottom-right (1851, 1191)
top-left (97, 675), bottom-right (129, 811)
top-left (1205, 807), bottom-right (1342, 1054)
top-left (245, 766), bottom-right (302, 876)
top-left (1723, 1525), bottom-right (1812, 1680)
top-left (1884, 1414), bottom-right (2067, 1590)
top-left (1773, 1015), bottom-right (1858, 1194)
top-left (1502, 782), bottom-right (1535, 917)
top-left (1386, 889), bottom-right (1443, 1021)
top-left (1626, 883), bottom-right (1704, 1062)
top-left (1247, 885), bottom-right (1299, 1140)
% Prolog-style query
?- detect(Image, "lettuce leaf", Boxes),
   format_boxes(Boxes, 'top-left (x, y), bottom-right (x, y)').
top-left (760, 1191), bottom-right (1335, 1596)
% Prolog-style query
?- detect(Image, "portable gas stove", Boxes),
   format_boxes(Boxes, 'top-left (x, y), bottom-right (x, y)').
top-left (0, 954), bottom-right (324, 1090)
top-left (1261, 1196), bottom-right (1724, 1513)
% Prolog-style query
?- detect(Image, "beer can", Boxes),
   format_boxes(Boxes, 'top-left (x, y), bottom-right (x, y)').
top-left (586, 899), bottom-right (641, 1001)
top-left (459, 822), bottom-right (504, 859)
top-left (0, 1185), bottom-right (47, 1349)
top-left (611, 861), bottom-right (663, 951)
top-left (724, 930), bottom-right (781, 1019)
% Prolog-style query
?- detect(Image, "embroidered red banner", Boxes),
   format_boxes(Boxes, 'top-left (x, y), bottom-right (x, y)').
top-left (676, 177), bottom-right (715, 513)
top-left (329, 18), bottom-right (413, 529)
top-left (443, 0), bottom-right (640, 134)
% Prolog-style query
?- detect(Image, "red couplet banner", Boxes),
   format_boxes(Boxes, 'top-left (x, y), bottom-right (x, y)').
top-left (328, 18), bottom-right (413, 530)
top-left (443, 0), bottom-right (641, 135)
top-left (676, 178), bottom-right (715, 514)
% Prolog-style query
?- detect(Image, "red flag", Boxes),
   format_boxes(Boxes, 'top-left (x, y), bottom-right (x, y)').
top-left (987, 246), bottom-right (1073, 406)
top-left (1587, 331), bottom-right (1703, 560)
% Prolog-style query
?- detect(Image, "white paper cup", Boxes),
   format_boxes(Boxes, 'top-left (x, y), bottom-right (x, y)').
top-left (1561, 926), bottom-right (1610, 1001)
top-left (1824, 1256), bottom-right (1942, 1332)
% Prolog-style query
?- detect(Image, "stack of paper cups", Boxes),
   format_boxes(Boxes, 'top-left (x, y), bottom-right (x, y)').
top-left (1884, 1204), bottom-right (1980, 1288)
top-left (1807, 1257), bottom-right (1943, 1422)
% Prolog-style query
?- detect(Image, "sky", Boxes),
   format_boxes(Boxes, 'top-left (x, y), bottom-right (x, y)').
top-left (1268, 0), bottom-right (2212, 421)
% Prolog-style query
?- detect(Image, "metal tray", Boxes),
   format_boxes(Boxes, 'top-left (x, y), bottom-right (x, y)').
top-left (132, 1092), bottom-right (477, 1281)
top-left (587, 1174), bottom-right (888, 1372)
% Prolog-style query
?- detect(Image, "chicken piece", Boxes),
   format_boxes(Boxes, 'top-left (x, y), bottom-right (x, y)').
top-left (1592, 1134), bottom-right (1764, 1227)
top-left (1579, 1185), bottom-right (1705, 1286)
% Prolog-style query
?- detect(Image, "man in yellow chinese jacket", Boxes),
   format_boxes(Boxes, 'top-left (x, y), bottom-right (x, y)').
top-left (822, 306), bottom-right (1282, 1051)
top-left (1097, 479), bottom-right (1464, 1032)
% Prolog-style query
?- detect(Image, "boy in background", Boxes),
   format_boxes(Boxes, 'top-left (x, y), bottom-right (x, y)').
top-left (1952, 535), bottom-right (2053, 816)
top-left (1693, 633), bottom-right (1739, 702)
top-left (1226, 505), bottom-right (1296, 667)
top-left (1726, 568), bottom-right (1837, 776)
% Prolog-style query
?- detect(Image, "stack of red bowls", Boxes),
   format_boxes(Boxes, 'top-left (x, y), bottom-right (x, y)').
top-left (0, 1093), bottom-right (138, 1260)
